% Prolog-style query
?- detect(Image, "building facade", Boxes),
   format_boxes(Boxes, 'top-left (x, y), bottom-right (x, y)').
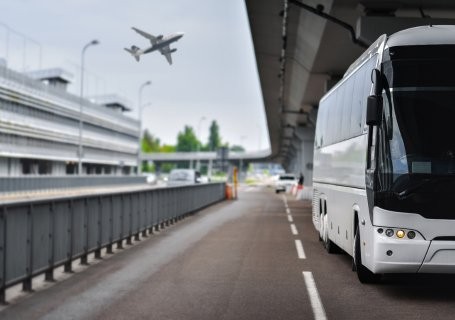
top-left (0, 66), bottom-right (139, 176)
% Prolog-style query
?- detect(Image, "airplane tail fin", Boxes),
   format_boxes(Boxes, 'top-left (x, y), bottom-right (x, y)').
top-left (124, 45), bottom-right (141, 62)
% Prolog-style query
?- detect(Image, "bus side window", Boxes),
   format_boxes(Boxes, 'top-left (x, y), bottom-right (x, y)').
top-left (341, 76), bottom-right (355, 140)
top-left (333, 83), bottom-right (345, 143)
top-left (351, 63), bottom-right (367, 136)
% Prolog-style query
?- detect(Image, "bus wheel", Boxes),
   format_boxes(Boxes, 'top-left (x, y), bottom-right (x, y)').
top-left (322, 213), bottom-right (338, 254)
top-left (354, 225), bottom-right (381, 283)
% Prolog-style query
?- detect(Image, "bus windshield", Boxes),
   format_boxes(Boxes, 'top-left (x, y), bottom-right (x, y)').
top-left (375, 47), bottom-right (455, 218)
top-left (381, 45), bottom-right (455, 181)
top-left (385, 89), bottom-right (455, 178)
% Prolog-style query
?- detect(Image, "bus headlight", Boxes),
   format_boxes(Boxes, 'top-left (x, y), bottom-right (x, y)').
top-left (396, 230), bottom-right (405, 238)
top-left (376, 227), bottom-right (422, 240)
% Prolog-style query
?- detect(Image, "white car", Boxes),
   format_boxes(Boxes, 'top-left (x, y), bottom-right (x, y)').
top-left (275, 174), bottom-right (297, 193)
top-left (167, 169), bottom-right (201, 186)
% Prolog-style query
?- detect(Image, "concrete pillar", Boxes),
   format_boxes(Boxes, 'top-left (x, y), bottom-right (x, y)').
top-left (9, 158), bottom-right (20, 176)
top-left (294, 127), bottom-right (315, 187)
top-left (208, 159), bottom-right (213, 178)
top-left (0, 158), bottom-right (7, 175)
top-left (52, 162), bottom-right (66, 175)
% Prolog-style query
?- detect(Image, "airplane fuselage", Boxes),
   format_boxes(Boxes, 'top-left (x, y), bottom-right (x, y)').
top-left (126, 28), bottom-right (184, 64)
top-left (142, 33), bottom-right (184, 54)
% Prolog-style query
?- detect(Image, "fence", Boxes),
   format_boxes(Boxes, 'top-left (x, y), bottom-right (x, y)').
top-left (0, 182), bottom-right (226, 303)
top-left (0, 176), bottom-right (147, 194)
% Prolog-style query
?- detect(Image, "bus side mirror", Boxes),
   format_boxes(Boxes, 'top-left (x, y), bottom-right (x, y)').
top-left (366, 95), bottom-right (381, 126)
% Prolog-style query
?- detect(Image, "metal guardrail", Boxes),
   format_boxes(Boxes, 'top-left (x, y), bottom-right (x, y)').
top-left (0, 176), bottom-right (147, 193)
top-left (0, 182), bottom-right (226, 303)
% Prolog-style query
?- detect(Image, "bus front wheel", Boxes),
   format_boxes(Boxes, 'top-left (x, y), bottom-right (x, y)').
top-left (353, 225), bottom-right (381, 283)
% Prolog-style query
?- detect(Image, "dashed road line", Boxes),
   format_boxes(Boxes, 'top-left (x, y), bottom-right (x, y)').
top-left (302, 271), bottom-right (327, 320)
top-left (290, 223), bottom-right (298, 235)
top-left (282, 194), bottom-right (325, 320)
top-left (294, 239), bottom-right (306, 259)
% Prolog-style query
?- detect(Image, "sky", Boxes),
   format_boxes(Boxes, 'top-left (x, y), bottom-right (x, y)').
top-left (0, 0), bottom-right (269, 151)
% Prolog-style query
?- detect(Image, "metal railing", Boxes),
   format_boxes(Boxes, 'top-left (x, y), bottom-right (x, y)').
top-left (0, 182), bottom-right (226, 303)
top-left (0, 176), bottom-right (147, 194)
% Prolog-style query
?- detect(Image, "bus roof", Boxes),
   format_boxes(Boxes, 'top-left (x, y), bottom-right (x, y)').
top-left (386, 25), bottom-right (455, 48)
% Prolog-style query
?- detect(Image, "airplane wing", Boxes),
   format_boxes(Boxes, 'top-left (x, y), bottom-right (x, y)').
top-left (160, 45), bottom-right (173, 65)
top-left (132, 27), bottom-right (163, 45)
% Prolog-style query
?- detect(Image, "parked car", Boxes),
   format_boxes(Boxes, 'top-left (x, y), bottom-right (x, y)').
top-left (275, 174), bottom-right (297, 193)
top-left (142, 173), bottom-right (157, 184)
top-left (167, 169), bottom-right (201, 186)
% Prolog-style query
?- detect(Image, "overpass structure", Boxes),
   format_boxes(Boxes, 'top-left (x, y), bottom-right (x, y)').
top-left (245, 0), bottom-right (455, 185)
top-left (141, 149), bottom-right (272, 174)
top-left (141, 150), bottom-right (271, 162)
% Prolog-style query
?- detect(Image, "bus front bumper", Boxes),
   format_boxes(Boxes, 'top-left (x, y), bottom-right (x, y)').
top-left (370, 207), bottom-right (455, 273)
top-left (371, 232), bottom-right (455, 273)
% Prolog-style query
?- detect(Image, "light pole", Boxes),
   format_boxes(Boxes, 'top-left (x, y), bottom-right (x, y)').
top-left (239, 135), bottom-right (247, 178)
top-left (196, 116), bottom-right (206, 171)
top-left (137, 80), bottom-right (152, 174)
top-left (78, 39), bottom-right (99, 175)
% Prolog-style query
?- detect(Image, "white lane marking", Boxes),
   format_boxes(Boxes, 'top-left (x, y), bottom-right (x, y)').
top-left (286, 208), bottom-right (290, 214)
top-left (295, 239), bottom-right (306, 259)
top-left (287, 214), bottom-right (293, 223)
top-left (290, 224), bottom-right (298, 235)
top-left (302, 271), bottom-right (327, 320)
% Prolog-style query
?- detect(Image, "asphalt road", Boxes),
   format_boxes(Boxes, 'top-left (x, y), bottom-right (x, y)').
top-left (2, 186), bottom-right (455, 319)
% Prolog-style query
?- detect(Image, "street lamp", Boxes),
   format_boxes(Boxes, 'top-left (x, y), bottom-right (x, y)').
top-left (196, 116), bottom-right (206, 171)
top-left (239, 135), bottom-right (247, 178)
top-left (78, 39), bottom-right (99, 175)
top-left (137, 80), bottom-right (152, 174)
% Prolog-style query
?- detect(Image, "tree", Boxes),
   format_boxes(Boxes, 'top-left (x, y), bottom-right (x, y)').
top-left (176, 125), bottom-right (199, 152)
top-left (160, 144), bottom-right (176, 153)
top-left (141, 129), bottom-right (161, 153)
top-left (208, 120), bottom-right (221, 151)
top-left (230, 145), bottom-right (245, 152)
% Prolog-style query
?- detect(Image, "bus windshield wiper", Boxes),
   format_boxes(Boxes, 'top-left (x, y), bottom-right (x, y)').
top-left (395, 176), bottom-right (452, 199)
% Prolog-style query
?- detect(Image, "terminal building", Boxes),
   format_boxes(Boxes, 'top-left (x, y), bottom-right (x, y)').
top-left (0, 65), bottom-right (140, 176)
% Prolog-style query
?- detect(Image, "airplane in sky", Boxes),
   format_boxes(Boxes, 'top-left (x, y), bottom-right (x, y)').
top-left (124, 27), bottom-right (184, 65)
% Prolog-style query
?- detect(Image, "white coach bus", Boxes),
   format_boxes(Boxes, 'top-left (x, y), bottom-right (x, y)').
top-left (312, 25), bottom-right (455, 283)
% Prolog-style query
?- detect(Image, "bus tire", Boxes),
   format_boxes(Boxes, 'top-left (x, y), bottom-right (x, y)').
top-left (354, 225), bottom-right (381, 283)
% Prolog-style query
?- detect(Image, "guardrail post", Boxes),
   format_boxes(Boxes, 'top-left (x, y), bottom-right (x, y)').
top-left (0, 208), bottom-right (7, 304)
top-left (45, 202), bottom-right (55, 282)
top-left (81, 199), bottom-right (89, 265)
top-left (150, 191), bottom-right (155, 234)
top-left (117, 195), bottom-right (124, 249)
top-left (64, 200), bottom-right (74, 273)
top-left (106, 196), bottom-right (114, 254)
top-left (133, 194), bottom-right (140, 242)
top-left (125, 194), bottom-right (133, 246)
top-left (22, 204), bottom-right (33, 292)
top-left (95, 197), bottom-right (102, 259)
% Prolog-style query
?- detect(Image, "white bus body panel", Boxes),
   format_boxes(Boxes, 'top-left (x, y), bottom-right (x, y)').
top-left (312, 134), bottom-right (369, 254)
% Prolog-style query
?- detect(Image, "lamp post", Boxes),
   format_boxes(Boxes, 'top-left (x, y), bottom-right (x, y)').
top-left (137, 80), bottom-right (152, 174)
top-left (196, 116), bottom-right (206, 171)
top-left (78, 39), bottom-right (99, 175)
top-left (239, 135), bottom-right (247, 179)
